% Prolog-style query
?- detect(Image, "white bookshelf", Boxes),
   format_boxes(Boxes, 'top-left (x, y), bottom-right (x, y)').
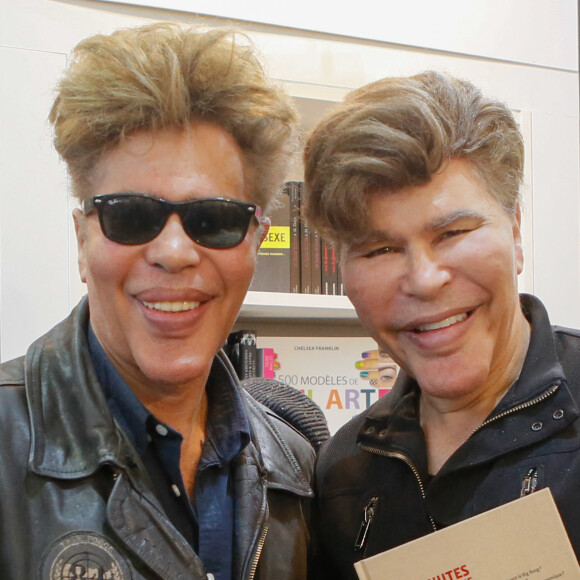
top-left (234, 92), bottom-right (364, 334)
top-left (240, 291), bottom-right (357, 320)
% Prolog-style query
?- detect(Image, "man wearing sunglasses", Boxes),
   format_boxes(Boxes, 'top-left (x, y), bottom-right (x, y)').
top-left (0, 23), bottom-right (314, 579)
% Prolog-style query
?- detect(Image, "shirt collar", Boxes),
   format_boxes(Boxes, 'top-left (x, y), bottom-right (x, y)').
top-left (88, 325), bottom-right (251, 464)
top-left (88, 325), bottom-right (151, 455)
top-left (202, 356), bottom-right (252, 467)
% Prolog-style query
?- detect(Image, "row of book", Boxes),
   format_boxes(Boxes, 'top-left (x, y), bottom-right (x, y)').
top-left (249, 181), bottom-right (345, 295)
top-left (225, 329), bottom-right (276, 380)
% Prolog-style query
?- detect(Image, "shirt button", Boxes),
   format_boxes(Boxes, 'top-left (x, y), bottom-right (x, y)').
top-left (171, 484), bottom-right (181, 497)
top-left (156, 424), bottom-right (169, 436)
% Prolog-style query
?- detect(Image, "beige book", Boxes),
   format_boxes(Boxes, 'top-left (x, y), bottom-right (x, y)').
top-left (354, 488), bottom-right (580, 580)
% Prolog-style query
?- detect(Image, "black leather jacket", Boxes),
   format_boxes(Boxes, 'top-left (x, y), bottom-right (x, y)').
top-left (312, 295), bottom-right (580, 580)
top-left (0, 298), bottom-right (314, 580)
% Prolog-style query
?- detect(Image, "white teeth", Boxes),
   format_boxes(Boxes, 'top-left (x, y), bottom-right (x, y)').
top-left (416, 312), bottom-right (468, 332)
top-left (143, 300), bottom-right (200, 312)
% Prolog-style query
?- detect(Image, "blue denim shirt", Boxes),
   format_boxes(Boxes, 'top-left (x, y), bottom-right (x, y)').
top-left (88, 326), bottom-right (251, 580)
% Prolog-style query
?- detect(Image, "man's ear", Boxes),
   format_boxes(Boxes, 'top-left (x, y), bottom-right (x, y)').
top-left (258, 217), bottom-right (271, 248)
top-left (73, 208), bottom-right (88, 283)
top-left (513, 202), bottom-right (524, 276)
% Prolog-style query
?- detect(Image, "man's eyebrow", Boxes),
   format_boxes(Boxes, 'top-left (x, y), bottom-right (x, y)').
top-left (364, 210), bottom-right (485, 240)
top-left (428, 209), bottom-right (486, 231)
top-left (348, 209), bottom-right (488, 252)
top-left (353, 229), bottom-right (395, 247)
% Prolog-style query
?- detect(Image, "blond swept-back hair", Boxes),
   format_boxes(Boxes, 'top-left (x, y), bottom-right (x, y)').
top-left (303, 71), bottom-right (524, 246)
top-left (49, 22), bottom-right (298, 211)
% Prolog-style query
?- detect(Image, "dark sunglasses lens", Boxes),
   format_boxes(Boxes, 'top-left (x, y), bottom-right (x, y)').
top-left (184, 200), bottom-right (251, 249)
top-left (100, 196), bottom-right (165, 244)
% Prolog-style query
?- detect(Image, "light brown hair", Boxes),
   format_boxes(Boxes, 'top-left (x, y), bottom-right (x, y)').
top-left (49, 22), bottom-right (298, 211)
top-left (303, 71), bottom-right (524, 246)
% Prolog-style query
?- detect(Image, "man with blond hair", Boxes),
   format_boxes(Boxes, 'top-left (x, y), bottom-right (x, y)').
top-left (0, 22), bottom-right (313, 579)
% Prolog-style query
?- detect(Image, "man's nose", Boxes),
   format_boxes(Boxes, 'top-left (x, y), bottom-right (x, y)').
top-left (399, 247), bottom-right (452, 298)
top-left (144, 214), bottom-right (202, 272)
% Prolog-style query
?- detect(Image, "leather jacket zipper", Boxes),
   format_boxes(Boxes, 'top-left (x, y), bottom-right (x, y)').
top-left (248, 519), bottom-right (269, 580)
top-left (247, 468), bottom-right (270, 580)
top-left (354, 496), bottom-right (379, 552)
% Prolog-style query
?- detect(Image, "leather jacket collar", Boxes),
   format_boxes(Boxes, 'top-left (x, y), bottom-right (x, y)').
top-left (26, 298), bottom-right (122, 478)
top-left (25, 297), bottom-right (313, 498)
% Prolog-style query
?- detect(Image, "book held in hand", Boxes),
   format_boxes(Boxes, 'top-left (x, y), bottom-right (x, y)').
top-left (354, 488), bottom-right (580, 580)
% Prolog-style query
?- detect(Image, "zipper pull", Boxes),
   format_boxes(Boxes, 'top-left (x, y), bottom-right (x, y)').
top-left (520, 467), bottom-right (538, 497)
top-left (354, 497), bottom-right (379, 552)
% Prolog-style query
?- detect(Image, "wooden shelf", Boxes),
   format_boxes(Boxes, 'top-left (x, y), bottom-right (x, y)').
top-left (240, 291), bottom-right (357, 320)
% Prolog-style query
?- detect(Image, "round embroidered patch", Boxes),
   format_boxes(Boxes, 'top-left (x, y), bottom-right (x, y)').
top-left (40, 531), bottom-right (133, 580)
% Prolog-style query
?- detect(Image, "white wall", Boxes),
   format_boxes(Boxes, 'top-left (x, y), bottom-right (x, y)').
top-left (0, 0), bottom-right (578, 360)
top-left (0, 47), bottom-right (70, 360)
top-left (88, 0), bottom-right (579, 70)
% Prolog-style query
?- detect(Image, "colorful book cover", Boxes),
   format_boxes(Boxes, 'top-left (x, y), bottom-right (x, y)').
top-left (257, 347), bottom-right (275, 379)
top-left (250, 186), bottom-right (291, 292)
top-left (259, 336), bottom-right (399, 434)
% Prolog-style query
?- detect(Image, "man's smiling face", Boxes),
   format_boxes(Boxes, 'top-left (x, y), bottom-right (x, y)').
top-left (342, 159), bottom-right (527, 403)
top-left (75, 122), bottom-right (261, 394)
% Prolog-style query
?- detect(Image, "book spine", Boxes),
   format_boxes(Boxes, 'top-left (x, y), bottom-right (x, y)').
top-left (289, 181), bottom-right (302, 294)
top-left (300, 212), bottom-right (312, 294)
top-left (336, 257), bottom-right (344, 295)
top-left (331, 243), bottom-right (339, 295)
top-left (257, 347), bottom-right (275, 378)
top-left (223, 340), bottom-right (240, 375)
top-left (250, 185), bottom-right (290, 292)
top-left (321, 237), bottom-right (331, 295)
top-left (239, 330), bottom-right (258, 379)
top-left (226, 330), bottom-right (257, 379)
top-left (310, 227), bottom-right (322, 294)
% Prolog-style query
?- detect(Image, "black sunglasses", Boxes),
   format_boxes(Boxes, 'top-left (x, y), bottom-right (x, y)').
top-left (83, 193), bottom-right (261, 249)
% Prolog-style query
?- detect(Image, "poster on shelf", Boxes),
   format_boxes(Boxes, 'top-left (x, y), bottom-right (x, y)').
top-left (259, 336), bottom-right (399, 434)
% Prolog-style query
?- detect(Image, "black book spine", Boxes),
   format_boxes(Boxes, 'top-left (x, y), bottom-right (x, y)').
top-left (226, 330), bottom-right (257, 379)
top-left (310, 227), bottom-right (322, 294)
top-left (300, 210), bottom-right (312, 294)
top-left (289, 181), bottom-right (302, 294)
